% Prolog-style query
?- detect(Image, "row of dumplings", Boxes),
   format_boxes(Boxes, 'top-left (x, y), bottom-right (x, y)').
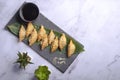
top-left (19, 22), bottom-right (76, 57)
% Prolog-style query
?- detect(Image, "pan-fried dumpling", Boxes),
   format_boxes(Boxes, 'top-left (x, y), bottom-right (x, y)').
top-left (26, 22), bottom-right (34, 37)
top-left (37, 25), bottom-right (46, 41)
top-left (68, 40), bottom-right (76, 57)
top-left (29, 28), bottom-right (37, 46)
top-left (41, 34), bottom-right (48, 50)
top-left (51, 37), bottom-right (58, 52)
top-left (19, 25), bottom-right (26, 41)
top-left (48, 30), bottom-right (55, 44)
top-left (59, 33), bottom-right (67, 50)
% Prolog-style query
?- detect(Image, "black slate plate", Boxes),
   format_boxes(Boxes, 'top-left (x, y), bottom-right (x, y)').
top-left (5, 4), bottom-right (84, 73)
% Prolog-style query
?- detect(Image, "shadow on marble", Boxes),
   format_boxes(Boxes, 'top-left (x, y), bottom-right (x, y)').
top-left (12, 63), bottom-right (24, 73)
top-left (31, 77), bottom-right (37, 80)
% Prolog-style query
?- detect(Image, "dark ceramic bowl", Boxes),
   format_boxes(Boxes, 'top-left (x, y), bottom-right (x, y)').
top-left (19, 2), bottom-right (39, 22)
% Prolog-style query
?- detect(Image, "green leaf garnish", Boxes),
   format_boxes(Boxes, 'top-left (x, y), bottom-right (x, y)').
top-left (8, 23), bottom-right (84, 54)
top-left (34, 66), bottom-right (51, 80)
top-left (8, 23), bottom-right (21, 36)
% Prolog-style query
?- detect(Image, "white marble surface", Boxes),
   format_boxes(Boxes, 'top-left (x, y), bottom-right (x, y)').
top-left (0, 0), bottom-right (120, 80)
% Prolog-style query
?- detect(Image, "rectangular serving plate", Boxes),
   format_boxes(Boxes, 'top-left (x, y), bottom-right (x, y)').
top-left (5, 3), bottom-right (83, 73)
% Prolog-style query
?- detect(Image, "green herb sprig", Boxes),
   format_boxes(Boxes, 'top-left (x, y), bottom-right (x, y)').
top-left (16, 52), bottom-right (33, 69)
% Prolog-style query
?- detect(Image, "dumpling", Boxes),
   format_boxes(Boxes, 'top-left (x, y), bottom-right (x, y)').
top-left (59, 33), bottom-right (67, 50)
top-left (51, 37), bottom-right (58, 52)
top-left (26, 22), bottom-right (34, 37)
top-left (19, 25), bottom-right (26, 41)
top-left (68, 40), bottom-right (76, 57)
top-left (41, 34), bottom-right (48, 50)
top-left (37, 25), bottom-right (46, 41)
top-left (29, 28), bottom-right (37, 46)
top-left (48, 30), bottom-right (55, 44)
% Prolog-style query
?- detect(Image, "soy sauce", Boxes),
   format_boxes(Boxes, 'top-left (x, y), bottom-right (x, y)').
top-left (20, 3), bottom-right (39, 22)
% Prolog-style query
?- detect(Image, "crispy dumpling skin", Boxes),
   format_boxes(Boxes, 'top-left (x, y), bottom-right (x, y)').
top-left (59, 33), bottom-right (67, 50)
top-left (37, 25), bottom-right (46, 41)
top-left (41, 34), bottom-right (48, 50)
top-left (29, 28), bottom-right (37, 46)
top-left (26, 22), bottom-right (34, 37)
top-left (51, 37), bottom-right (58, 52)
top-left (48, 30), bottom-right (55, 44)
top-left (19, 25), bottom-right (26, 41)
top-left (68, 40), bottom-right (76, 57)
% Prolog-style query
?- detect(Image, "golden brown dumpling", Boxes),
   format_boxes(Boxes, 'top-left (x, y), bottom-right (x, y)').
top-left (37, 25), bottom-right (46, 41)
top-left (29, 28), bottom-right (37, 46)
top-left (48, 30), bottom-right (55, 44)
top-left (59, 33), bottom-right (67, 50)
top-left (41, 34), bottom-right (48, 50)
top-left (19, 25), bottom-right (26, 41)
top-left (51, 37), bottom-right (58, 52)
top-left (26, 22), bottom-right (34, 37)
top-left (68, 40), bottom-right (76, 57)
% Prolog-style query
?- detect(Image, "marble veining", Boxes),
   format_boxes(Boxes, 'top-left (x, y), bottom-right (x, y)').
top-left (1, 0), bottom-right (120, 80)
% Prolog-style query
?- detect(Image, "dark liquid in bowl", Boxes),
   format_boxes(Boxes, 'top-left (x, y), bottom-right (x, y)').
top-left (22, 3), bottom-right (39, 21)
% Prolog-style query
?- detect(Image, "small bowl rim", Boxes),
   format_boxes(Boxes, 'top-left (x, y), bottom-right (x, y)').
top-left (19, 2), bottom-right (39, 22)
